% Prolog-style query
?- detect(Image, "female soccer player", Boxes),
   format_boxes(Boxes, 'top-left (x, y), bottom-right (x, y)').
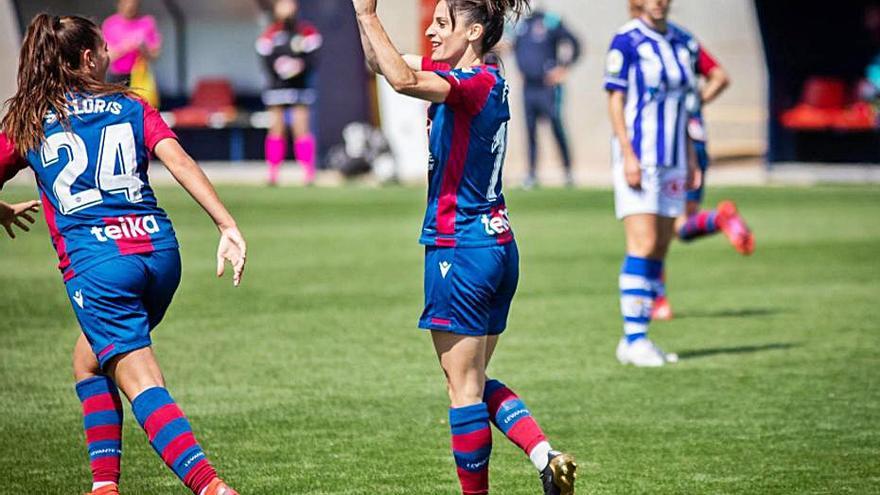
top-left (604, 0), bottom-right (699, 367)
top-left (0, 15), bottom-right (244, 495)
top-left (354, 1), bottom-right (576, 493)
top-left (625, 0), bottom-right (754, 321)
top-left (257, 0), bottom-right (322, 186)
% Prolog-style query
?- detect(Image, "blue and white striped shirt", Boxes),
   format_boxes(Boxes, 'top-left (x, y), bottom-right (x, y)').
top-left (604, 19), bottom-right (699, 168)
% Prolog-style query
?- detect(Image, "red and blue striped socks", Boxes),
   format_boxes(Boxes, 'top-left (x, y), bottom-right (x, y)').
top-left (678, 210), bottom-right (719, 241)
top-left (483, 379), bottom-right (553, 471)
top-left (131, 387), bottom-right (217, 495)
top-left (76, 376), bottom-right (124, 487)
top-left (449, 403), bottom-right (492, 495)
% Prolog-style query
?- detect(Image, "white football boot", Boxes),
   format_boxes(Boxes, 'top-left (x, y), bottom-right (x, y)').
top-left (616, 337), bottom-right (677, 367)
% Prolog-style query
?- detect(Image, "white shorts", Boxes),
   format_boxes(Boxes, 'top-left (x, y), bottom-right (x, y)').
top-left (613, 159), bottom-right (686, 219)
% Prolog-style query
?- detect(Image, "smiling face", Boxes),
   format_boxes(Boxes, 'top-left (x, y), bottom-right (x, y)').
top-left (424, 0), bottom-right (478, 64)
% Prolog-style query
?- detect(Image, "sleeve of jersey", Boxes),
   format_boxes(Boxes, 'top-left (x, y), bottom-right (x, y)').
top-left (139, 99), bottom-right (178, 153)
top-left (604, 35), bottom-right (633, 92)
top-left (435, 71), bottom-right (496, 116)
top-left (421, 57), bottom-right (452, 72)
top-left (696, 45), bottom-right (720, 76)
top-left (0, 133), bottom-right (27, 191)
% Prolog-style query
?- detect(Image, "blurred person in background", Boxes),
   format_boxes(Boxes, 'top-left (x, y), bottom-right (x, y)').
top-left (604, 0), bottom-right (699, 367)
top-left (257, 0), bottom-right (323, 186)
top-left (102, 0), bottom-right (161, 89)
top-left (624, 0), bottom-right (754, 321)
top-left (513, 2), bottom-right (581, 189)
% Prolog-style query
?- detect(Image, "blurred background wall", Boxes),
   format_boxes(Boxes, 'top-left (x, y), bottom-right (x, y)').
top-left (0, 1), bottom-right (793, 173)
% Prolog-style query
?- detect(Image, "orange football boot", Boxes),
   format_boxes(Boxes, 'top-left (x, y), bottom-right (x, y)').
top-left (86, 484), bottom-right (119, 495)
top-left (716, 201), bottom-right (755, 255)
top-left (202, 478), bottom-right (239, 495)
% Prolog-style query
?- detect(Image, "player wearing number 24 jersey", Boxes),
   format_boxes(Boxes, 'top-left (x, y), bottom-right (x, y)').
top-left (0, 14), bottom-right (242, 495)
top-left (1, 94), bottom-right (178, 281)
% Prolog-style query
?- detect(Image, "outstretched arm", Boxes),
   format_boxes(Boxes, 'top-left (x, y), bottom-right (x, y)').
top-left (353, 0), bottom-right (451, 102)
top-left (154, 139), bottom-right (247, 287)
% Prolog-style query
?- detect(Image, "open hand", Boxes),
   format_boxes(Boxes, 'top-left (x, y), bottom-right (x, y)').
top-left (352, 0), bottom-right (377, 16)
top-left (545, 66), bottom-right (568, 86)
top-left (217, 226), bottom-right (247, 287)
top-left (0, 200), bottom-right (40, 239)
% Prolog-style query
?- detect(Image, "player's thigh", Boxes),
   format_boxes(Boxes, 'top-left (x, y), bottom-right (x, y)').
top-left (487, 242), bottom-right (520, 336)
top-left (420, 246), bottom-right (507, 336)
top-left (290, 104), bottom-right (311, 137)
top-left (65, 256), bottom-right (152, 369)
top-left (267, 106), bottom-right (286, 136)
top-left (143, 249), bottom-right (182, 330)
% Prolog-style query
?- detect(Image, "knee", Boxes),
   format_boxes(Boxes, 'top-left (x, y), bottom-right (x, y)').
top-left (446, 376), bottom-right (485, 408)
top-left (72, 354), bottom-right (100, 382)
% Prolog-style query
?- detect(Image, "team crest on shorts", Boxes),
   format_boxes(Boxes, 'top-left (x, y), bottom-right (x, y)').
top-left (662, 178), bottom-right (686, 199)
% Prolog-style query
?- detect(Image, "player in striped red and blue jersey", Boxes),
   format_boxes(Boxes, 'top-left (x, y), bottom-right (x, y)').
top-left (354, 0), bottom-right (576, 494)
top-left (0, 14), bottom-right (243, 495)
top-left (605, 0), bottom-right (700, 367)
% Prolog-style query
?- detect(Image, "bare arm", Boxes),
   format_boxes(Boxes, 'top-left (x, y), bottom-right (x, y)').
top-left (701, 66), bottom-right (730, 105)
top-left (154, 138), bottom-right (247, 286)
top-left (356, 19), bottom-right (422, 73)
top-left (356, 13), bottom-right (451, 102)
top-left (608, 90), bottom-right (642, 189)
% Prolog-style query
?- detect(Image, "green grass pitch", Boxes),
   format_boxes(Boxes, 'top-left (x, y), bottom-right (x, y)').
top-left (1, 183), bottom-right (878, 494)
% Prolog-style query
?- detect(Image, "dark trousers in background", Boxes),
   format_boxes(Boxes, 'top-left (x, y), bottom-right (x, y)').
top-left (523, 84), bottom-right (572, 180)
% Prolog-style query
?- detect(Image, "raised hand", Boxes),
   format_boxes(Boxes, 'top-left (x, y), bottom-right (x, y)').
top-left (0, 200), bottom-right (40, 239)
top-left (352, 0), bottom-right (378, 16)
top-left (216, 226), bottom-right (247, 287)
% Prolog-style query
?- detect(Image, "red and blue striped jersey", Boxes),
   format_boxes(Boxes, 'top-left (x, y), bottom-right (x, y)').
top-left (419, 59), bottom-right (514, 248)
top-left (0, 93), bottom-right (179, 281)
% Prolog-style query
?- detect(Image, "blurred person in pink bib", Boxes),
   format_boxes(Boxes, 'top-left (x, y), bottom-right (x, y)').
top-left (102, 0), bottom-right (161, 86)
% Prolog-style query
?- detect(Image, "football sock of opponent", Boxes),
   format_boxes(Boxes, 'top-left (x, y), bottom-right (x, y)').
top-left (483, 379), bottom-right (554, 471)
top-left (294, 134), bottom-right (316, 184)
top-left (131, 387), bottom-right (218, 495)
top-left (620, 255), bottom-right (662, 342)
top-left (678, 209), bottom-right (719, 241)
top-left (76, 376), bottom-right (124, 490)
top-left (449, 403), bottom-right (493, 495)
top-left (265, 134), bottom-right (287, 184)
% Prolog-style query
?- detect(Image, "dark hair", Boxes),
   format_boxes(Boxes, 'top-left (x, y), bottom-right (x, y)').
top-left (446, 0), bottom-right (530, 54)
top-left (1, 14), bottom-right (131, 155)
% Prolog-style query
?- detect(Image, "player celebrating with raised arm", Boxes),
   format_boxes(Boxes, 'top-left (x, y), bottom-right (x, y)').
top-left (604, 0), bottom-right (700, 367)
top-left (353, 0), bottom-right (576, 494)
top-left (0, 15), bottom-right (244, 495)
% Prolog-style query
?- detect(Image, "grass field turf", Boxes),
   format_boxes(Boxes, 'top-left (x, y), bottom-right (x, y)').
top-left (0, 183), bottom-right (878, 494)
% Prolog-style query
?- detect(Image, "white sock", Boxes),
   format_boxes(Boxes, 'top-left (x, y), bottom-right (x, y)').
top-left (92, 482), bottom-right (115, 490)
top-left (199, 488), bottom-right (209, 495)
top-left (529, 441), bottom-right (554, 471)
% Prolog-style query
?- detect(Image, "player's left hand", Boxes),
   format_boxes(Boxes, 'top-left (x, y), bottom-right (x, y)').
top-left (545, 66), bottom-right (568, 86)
top-left (687, 166), bottom-right (702, 191)
top-left (217, 226), bottom-right (247, 287)
top-left (0, 200), bottom-right (40, 239)
top-left (352, 0), bottom-right (378, 16)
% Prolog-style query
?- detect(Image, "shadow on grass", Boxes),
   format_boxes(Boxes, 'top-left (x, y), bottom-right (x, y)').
top-left (677, 342), bottom-right (798, 360)
top-left (676, 307), bottom-right (783, 319)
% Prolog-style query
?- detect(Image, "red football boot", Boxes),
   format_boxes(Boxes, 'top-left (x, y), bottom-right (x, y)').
top-left (716, 201), bottom-right (755, 255)
top-left (86, 484), bottom-right (119, 495)
top-left (652, 295), bottom-right (674, 321)
top-left (202, 478), bottom-right (239, 495)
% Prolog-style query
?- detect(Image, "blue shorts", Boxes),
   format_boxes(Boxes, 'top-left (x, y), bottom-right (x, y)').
top-left (419, 242), bottom-right (519, 336)
top-left (686, 140), bottom-right (710, 204)
top-left (64, 249), bottom-right (182, 368)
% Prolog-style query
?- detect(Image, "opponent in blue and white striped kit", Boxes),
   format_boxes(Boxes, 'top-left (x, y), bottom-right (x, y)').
top-left (605, 18), bottom-right (699, 219)
top-left (604, 11), bottom-right (700, 367)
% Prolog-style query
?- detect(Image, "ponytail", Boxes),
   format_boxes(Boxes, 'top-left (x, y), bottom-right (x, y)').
top-left (1, 14), bottom-right (131, 155)
top-left (446, 0), bottom-right (531, 54)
